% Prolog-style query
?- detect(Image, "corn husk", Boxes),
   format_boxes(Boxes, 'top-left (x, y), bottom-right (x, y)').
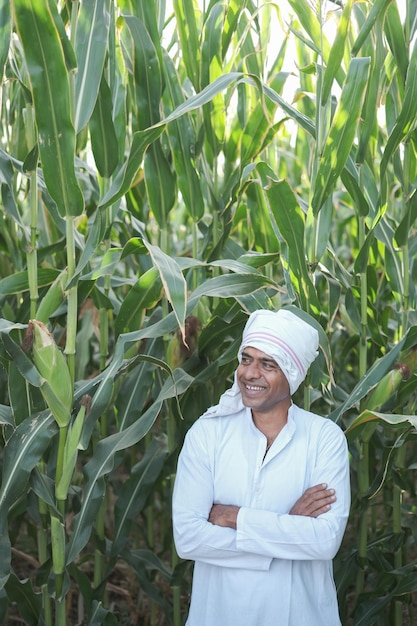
top-left (30, 320), bottom-right (73, 427)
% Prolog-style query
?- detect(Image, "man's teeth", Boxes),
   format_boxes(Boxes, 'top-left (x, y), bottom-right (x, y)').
top-left (245, 384), bottom-right (263, 391)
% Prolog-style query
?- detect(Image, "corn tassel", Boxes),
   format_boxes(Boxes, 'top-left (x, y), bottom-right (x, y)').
top-left (29, 320), bottom-right (73, 427)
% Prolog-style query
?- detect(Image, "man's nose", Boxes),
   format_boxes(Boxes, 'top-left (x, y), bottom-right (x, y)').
top-left (246, 361), bottom-right (261, 377)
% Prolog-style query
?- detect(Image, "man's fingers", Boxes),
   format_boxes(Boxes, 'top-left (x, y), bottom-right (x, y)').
top-left (290, 484), bottom-right (336, 517)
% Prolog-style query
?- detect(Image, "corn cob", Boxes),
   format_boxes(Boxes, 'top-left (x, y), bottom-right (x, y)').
top-left (29, 320), bottom-right (73, 427)
top-left (55, 397), bottom-right (90, 501)
top-left (366, 366), bottom-right (407, 411)
top-left (50, 514), bottom-right (65, 598)
top-left (35, 269), bottom-right (68, 324)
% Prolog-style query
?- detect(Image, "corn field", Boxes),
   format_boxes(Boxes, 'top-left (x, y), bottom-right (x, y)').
top-left (0, 0), bottom-right (417, 624)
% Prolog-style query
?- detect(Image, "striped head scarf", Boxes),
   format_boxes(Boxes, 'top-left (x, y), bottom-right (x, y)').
top-left (202, 308), bottom-right (320, 419)
top-left (238, 309), bottom-right (319, 394)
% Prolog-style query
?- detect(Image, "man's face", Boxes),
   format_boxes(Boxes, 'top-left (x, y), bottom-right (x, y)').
top-left (237, 346), bottom-right (291, 415)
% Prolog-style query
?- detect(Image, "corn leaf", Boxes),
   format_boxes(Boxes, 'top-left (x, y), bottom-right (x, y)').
top-left (98, 126), bottom-right (164, 210)
top-left (143, 241), bottom-right (187, 342)
top-left (3, 575), bottom-right (42, 624)
top-left (173, 0), bottom-right (200, 90)
top-left (286, 0), bottom-right (331, 59)
top-left (73, 0), bottom-right (111, 133)
top-left (346, 410), bottom-right (417, 436)
top-left (380, 41), bottom-right (417, 182)
top-left (89, 74), bottom-right (119, 178)
top-left (11, 0), bottom-right (84, 217)
top-left (384, 2), bottom-right (408, 86)
top-left (312, 57), bottom-right (371, 215)
top-left (163, 52), bottom-right (205, 222)
top-left (330, 326), bottom-right (417, 423)
top-left (65, 399), bottom-right (162, 564)
top-left (0, 411), bottom-right (56, 589)
top-left (111, 438), bottom-right (168, 557)
top-left (267, 180), bottom-right (320, 313)
top-left (321, 0), bottom-right (354, 105)
top-left (114, 267), bottom-right (162, 337)
top-left (0, 268), bottom-right (59, 295)
top-left (351, 0), bottom-right (393, 56)
top-left (356, 27), bottom-right (386, 165)
top-left (0, 1), bottom-right (10, 80)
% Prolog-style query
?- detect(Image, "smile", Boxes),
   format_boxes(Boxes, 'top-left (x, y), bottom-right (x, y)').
top-left (244, 384), bottom-right (265, 391)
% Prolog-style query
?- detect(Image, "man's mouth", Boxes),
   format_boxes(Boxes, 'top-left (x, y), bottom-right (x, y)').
top-left (243, 383), bottom-right (265, 392)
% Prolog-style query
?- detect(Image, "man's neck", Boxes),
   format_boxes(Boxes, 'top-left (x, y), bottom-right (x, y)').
top-left (251, 398), bottom-right (292, 439)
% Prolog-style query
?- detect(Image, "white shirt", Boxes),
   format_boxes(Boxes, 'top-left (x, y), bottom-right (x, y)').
top-left (172, 403), bottom-right (350, 626)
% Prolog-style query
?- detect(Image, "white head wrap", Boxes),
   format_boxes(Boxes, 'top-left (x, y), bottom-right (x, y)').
top-left (238, 309), bottom-right (319, 394)
top-left (203, 308), bottom-right (319, 418)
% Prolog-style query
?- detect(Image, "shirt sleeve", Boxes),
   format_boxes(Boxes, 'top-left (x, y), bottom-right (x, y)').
top-left (236, 420), bottom-right (350, 561)
top-left (172, 421), bottom-right (272, 571)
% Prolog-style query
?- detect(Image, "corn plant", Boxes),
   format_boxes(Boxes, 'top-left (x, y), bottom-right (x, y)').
top-left (0, 0), bottom-right (416, 624)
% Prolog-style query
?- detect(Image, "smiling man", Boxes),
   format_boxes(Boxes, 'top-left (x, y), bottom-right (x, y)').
top-left (173, 309), bottom-right (350, 626)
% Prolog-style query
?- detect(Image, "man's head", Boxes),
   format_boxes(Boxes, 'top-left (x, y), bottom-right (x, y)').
top-left (237, 309), bottom-right (319, 395)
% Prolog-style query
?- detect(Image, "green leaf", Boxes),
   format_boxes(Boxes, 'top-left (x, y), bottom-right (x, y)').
top-left (262, 81), bottom-right (316, 138)
top-left (111, 438), bottom-right (168, 557)
top-left (0, 268), bottom-right (59, 295)
top-left (11, 0), bottom-right (84, 217)
top-left (312, 57), bottom-right (371, 214)
top-left (0, 149), bottom-right (30, 233)
top-left (73, 0), bottom-right (111, 133)
top-left (173, 0), bottom-right (200, 90)
top-left (286, 0), bottom-right (331, 59)
top-left (144, 141), bottom-right (176, 227)
top-left (143, 241), bottom-right (187, 341)
top-left (346, 410), bottom-right (417, 436)
top-left (191, 273), bottom-right (279, 299)
top-left (331, 326), bottom-right (417, 423)
top-left (4, 574), bottom-right (42, 624)
top-left (267, 180), bottom-right (320, 312)
top-left (115, 267), bottom-right (162, 337)
top-left (0, 405), bottom-right (13, 428)
top-left (163, 52), bottom-right (205, 222)
top-left (98, 126), bottom-right (163, 210)
top-left (66, 400), bottom-right (163, 565)
top-left (89, 74), bottom-right (119, 178)
top-left (0, 411), bottom-right (57, 589)
top-left (394, 189), bottom-right (417, 247)
top-left (351, 0), bottom-right (393, 56)
top-left (321, 0), bottom-right (354, 105)
top-left (380, 40), bottom-right (417, 182)
top-left (123, 14), bottom-right (162, 128)
top-left (384, 3), bottom-right (408, 86)
top-left (0, 2), bottom-right (11, 83)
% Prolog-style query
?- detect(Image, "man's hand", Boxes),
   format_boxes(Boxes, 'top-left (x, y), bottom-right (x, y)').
top-left (209, 504), bottom-right (240, 529)
top-left (290, 484), bottom-right (336, 518)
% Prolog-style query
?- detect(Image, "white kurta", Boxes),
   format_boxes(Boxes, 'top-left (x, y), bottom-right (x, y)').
top-left (172, 404), bottom-right (350, 626)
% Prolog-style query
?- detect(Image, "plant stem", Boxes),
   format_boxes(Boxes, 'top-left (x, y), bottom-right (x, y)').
top-left (38, 462), bottom-right (52, 626)
top-left (64, 217), bottom-right (77, 386)
top-left (356, 438), bottom-right (369, 596)
top-left (24, 103), bottom-right (39, 319)
top-left (56, 426), bottom-right (68, 519)
top-left (393, 443), bottom-right (407, 624)
top-left (55, 597), bottom-right (66, 626)
top-left (94, 197), bottom-right (111, 592)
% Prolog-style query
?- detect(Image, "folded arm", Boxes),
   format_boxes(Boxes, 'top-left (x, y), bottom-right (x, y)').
top-left (173, 418), bottom-right (350, 567)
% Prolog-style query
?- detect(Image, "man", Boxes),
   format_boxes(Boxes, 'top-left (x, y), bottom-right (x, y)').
top-left (172, 309), bottom-right (350, 626)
